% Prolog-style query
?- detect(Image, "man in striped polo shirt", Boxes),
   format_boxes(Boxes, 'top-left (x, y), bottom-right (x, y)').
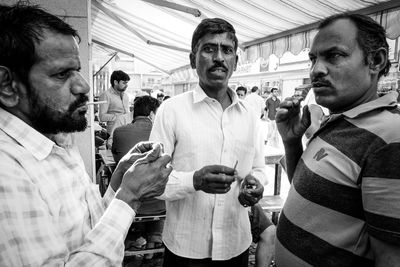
top-left (275, 13), bottom-right (400, 266)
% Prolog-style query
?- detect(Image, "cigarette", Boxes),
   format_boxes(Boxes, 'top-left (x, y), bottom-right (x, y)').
top-left (233, 160), bottom-right (238, 172)
top-left (86, 101), bottom-right (107, 105)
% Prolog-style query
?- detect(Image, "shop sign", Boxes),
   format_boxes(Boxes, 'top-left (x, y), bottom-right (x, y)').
top-left (235, 59), bottom-right (260, 74)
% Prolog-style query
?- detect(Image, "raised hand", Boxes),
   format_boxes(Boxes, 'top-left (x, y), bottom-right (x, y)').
top-left (275, 97), bottom-right (311, 143)
top-left (116, 144), bottom-right (172, 211)
top-left (110, 141), bottom-right (163, 192)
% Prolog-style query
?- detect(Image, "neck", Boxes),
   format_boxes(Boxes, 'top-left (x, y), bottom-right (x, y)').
top-left (112, 86), bottom-right (123, 95)
top-left (201, 85), bottom-right (232, 110)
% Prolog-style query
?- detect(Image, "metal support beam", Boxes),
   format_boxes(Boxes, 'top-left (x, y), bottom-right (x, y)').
top-left (141, 0), bottom-right (201, 17)
top-left (93, 52), bottom-right (118, 77)
top-left (93, 0), bottom-right (190, 53)
top-left (92, 39), bottom-right (171, 75)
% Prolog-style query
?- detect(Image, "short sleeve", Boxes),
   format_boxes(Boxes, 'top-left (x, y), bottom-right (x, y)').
top-left (361, 142), bottom-right (400, 245)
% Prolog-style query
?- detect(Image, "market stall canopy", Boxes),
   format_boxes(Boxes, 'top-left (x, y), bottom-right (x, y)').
top-left (91, 0), bottom-right (400, 74)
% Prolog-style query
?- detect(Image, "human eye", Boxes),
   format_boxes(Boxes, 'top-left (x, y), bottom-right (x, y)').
top-left (326, 51), bottom-right (345, 63)
top-left (54, 70), bottom-right (71, 79)
top-left (223, 46), bottom-right (234, 54)
top-left (203, 46), bottom-right (214, 53)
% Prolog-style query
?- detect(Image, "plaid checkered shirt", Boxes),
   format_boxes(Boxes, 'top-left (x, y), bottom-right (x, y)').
top-left (0, 108), bottom-right (135, 266)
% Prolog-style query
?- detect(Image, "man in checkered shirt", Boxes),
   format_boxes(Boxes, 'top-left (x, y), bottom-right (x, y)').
top-left (0, 3), bottom-right (172, 266)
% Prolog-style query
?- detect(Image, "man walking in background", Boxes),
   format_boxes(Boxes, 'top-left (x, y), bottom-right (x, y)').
top-left (245, 86), bottom-right (265, 118)
top-left (99, 70), bottom-right (131, 139)
top-left (264, 88), bottom-right (281, 146)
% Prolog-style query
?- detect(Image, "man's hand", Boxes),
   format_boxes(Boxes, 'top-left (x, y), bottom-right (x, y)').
top-left (275, 97), bottom-right (311, 144)
top-left (238, 175), bottom-right (264, 207)
top-left (116, 144), bottom-right (172, 211)
top-left (110, 141), bottom-right (163, 192)
top-left (193, 165), bottom-right (236, 194)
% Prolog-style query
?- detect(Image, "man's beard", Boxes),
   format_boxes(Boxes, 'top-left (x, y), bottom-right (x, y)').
top-left (29, 86), bottom-right (89, 134)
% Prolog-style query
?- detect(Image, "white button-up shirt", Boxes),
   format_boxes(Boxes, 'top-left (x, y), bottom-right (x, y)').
top-left (150, 85), bottom-right (267, 260)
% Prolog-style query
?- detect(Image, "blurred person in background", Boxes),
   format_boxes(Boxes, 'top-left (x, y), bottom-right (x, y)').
top-left (99, 70), bottom-right (131, 141)
top-left (236, 86), bottom-right (247, 100)
top-left (245, 86), bottom-right (265, 118)
top-left (264, 88), bottom-right (281, 147)
top-left (112, 95), bottom-right (163, 259)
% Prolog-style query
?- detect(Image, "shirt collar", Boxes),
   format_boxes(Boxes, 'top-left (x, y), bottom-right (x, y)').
top-left (133, 116), bottom-right (152, 123)
top-left (192, 84), bottom-right (245, 110)
top-left (110, 86), bottom-right (123, 96)
top-left (0, 108), bottom-right (72, 161)
top-left (342, 91), bottom-right (399, 119)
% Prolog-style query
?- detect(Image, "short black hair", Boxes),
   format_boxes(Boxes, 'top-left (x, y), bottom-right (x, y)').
top-left (191, 18), bottom-right (238, 54)
top-left (318, 13), bottom-right (391, 79)
top-left (236, 86), bottom-right (247, 94)
top-left (110, 70), bottom-right (130, 86)
top-left (0, 2), bottom-right (79, 85)
top-left (133, 95), bottom-right (160, 117)
top-left (270, 88), bottom-right (278, 93)
top-left (251, 86), bottom-right (259, 93)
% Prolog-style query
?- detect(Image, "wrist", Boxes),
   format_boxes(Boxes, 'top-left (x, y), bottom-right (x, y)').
top-left (115, 187), bottom-right (141, 212)
top-left (283, 137), bottom-right (302, 146)
top-left (193, 171), bottom-right (201, 191)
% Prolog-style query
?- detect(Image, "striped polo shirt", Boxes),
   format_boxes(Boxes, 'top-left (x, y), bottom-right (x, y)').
top-left (276, 92), bottom-right (400, 267)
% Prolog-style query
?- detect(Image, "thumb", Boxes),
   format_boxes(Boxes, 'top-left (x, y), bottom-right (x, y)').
top-left (301, 105), bottom-right (311, 130)
top-left (140, 143), bottom-right (162, 163)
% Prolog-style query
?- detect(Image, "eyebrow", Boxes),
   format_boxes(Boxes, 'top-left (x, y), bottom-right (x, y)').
top-left (309, 45), bottom-right (346, 57)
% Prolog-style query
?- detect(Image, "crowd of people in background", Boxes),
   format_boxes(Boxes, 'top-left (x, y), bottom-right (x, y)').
top-left (1, 2), bottom-right (400, 267)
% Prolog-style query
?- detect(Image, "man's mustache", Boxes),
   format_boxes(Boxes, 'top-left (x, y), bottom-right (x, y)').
top-left (209, 62), bottom-right (227, 72)
top-left (312, 79), bottom-right (332, 87)
top-left (69, 95), bottom-right (89, 112)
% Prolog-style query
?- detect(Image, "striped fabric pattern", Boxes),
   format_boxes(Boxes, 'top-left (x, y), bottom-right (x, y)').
top-left (276, 92), bottom-right (400, 267)
top-left (150, 84), bottom-right (267, 260)
top-left (0, 108), bottom-right (135, 266)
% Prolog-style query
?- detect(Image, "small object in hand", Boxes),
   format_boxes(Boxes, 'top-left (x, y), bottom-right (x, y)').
top-left (246, 184), bottom-right (256, 190)
top-left (233, 160), bottom-right (238, 172)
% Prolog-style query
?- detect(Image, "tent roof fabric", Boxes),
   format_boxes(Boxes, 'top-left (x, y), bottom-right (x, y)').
top-left (91, 0), bottom-right (400, 74)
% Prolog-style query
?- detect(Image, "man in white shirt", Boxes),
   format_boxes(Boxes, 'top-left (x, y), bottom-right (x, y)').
top-left (150, 18), bottom-right (266, 267)
top-left (245, 86), bottom-right (265, 118)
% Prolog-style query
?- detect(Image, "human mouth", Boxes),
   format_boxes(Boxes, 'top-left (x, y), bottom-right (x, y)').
top-left (210, 66), bottom-right (227, 73)
top-left (312, 81), bottom-right (331, 88)
top-left (76, 105), bottom-right (88, 115)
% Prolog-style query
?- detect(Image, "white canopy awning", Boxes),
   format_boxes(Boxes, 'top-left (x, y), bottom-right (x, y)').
top-left (91, 0), bottom-right (400, 74)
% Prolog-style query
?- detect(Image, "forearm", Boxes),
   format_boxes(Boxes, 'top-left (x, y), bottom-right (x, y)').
top-left (67, 199), bottom-right (135, 266)
top-left (157, 170), bottom-right (196, 201)
top-left (99, 112), bottom-right (116, 122)
top-left (283, 139), bottom-right (303, 183)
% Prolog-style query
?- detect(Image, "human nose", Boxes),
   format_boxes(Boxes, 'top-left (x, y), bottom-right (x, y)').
top-left (213, 48), bottom-right (225, 62)
top-left (71, 72), bottom-right (90, 95)
top-left (310, 58), bottom-right (328, 80)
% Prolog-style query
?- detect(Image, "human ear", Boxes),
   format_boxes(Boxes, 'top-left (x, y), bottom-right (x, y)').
top-left (369, 47), bottom-right (388, 75)
top-left (189, 52), bottom-right (196, 69)
top-left (0, 66), bottom-right (19, 107)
